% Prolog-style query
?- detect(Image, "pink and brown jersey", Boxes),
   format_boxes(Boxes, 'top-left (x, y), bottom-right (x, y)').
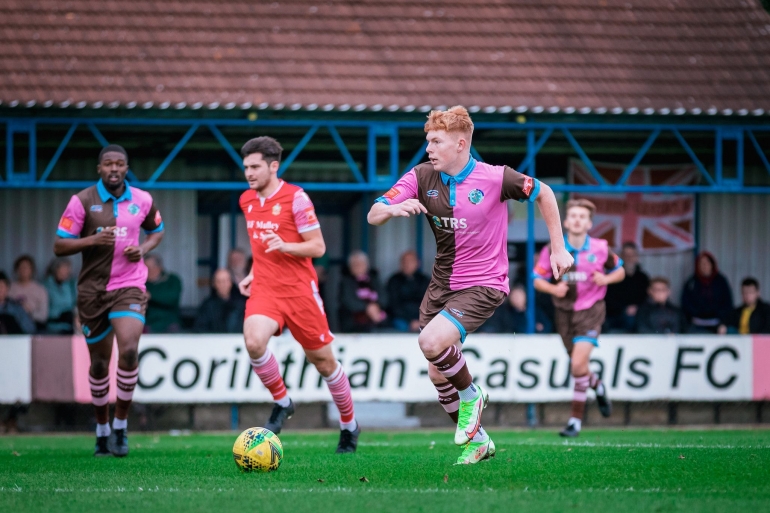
top-left (376, 157), bottom-right (541, 294)
top-left (534, 236), bottom-right (623, 312)
top-left (56, 180), bottom-right (164, 295)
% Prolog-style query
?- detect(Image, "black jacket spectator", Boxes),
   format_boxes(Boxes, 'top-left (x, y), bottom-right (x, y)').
top-left (0, 271), bottom-right (36, 334)
top-left (386, 251), bottom-right (430, 332)
top-left (722, 278), bottom-right (770, 334)
top-left (605, 243), bottom-right (649, 332)
top-left (194, 269), bottom-right (246, 333)
top-left (681, 252), bottom-right (733, 333)
top-left (480, 284), bottom-right (552, 334)
top-left (637, 300), bottom-right (687, 334)
top-left (339, 251), bottom-right (386, 333)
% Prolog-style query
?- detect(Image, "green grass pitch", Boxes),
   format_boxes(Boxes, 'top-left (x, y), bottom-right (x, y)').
top-left (2, 429), bottom-right (769, 512)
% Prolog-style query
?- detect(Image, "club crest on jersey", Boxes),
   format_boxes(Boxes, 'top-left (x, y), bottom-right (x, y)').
top-left (272, 203), bottom-right (281, 215)
top-left (587, 253), bottom-right (597, 263)
top-left (127, 203), bottom-right (140, 216)
top-left (90, 205), bottom-right (103, 212)
top-left (468, 189), bottom-right (484, 205)
top-left (432, 216), bottom-right (442, 228)
top-left (426, 190), bottom-right (439, 198)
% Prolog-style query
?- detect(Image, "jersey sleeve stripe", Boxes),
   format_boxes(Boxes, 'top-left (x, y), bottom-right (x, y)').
top-left (144, 222), bottom-right (165, 234)
top-left (297, 223), bottom-right (321, 234)
top-left (56, 228), bottom-right (78, 239)
top-left (526, 179), bottom-right (542, 203)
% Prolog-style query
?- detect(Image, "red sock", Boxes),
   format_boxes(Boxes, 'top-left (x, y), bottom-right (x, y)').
top-left (323, 364), bottom-right (355, 425)
top-left (250, 351), bottom-right (288, 401)
top-left (434, 381), bottom-right (459, 423)
top-left (89, 374), bottom-right (110, 425)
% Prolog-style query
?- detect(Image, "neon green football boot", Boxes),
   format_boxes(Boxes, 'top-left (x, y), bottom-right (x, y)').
top-left (454, 383), bottom-right (489, 445)
top-left (455, 437), bottom-right (496, 465)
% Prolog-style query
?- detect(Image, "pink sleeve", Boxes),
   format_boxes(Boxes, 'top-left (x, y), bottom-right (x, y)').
top-left (57, 195), bottom-right (86, 238)
top-left (292, 190), bottom-right (321, 234)
top-left (375, 169), bottom-right (418, 205)
top-left (533, 245), bottom-right (554, 281)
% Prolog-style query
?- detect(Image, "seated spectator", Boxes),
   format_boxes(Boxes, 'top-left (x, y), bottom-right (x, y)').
top-left (387, 250), bottom-right (430, 333)
top-left (194, 268), bottom-right (246, 333)
top-left (605, 242), bottom-right (649, 333)
top-left (145, 254), bottom-right (182, 333)
top-left (43, 257), bottom-right (77, 334)
top-left (228, 248), bottom-right (249, 286)
top-left (9, 255), bottom-right (49, 332)
top-left (339, 251), bottom-right (386, 332)
top-left (636, 277), bottom-right (687, 334)
top-left (0, 271), bottom-right (36, 334)
top-left (720, 278), bottom-right (770, 334)
top-left (681, 252), bottom-right (733, 333)
top-left (480, 283), bottom-right (552, 334)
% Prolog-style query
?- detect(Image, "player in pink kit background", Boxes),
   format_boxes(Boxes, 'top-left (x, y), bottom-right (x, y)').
top-left (534, 198), bottom-right (625, 437)
top-left (54, 145), bottom-right (164, 457)
top-left (369, 106), bottom-right (573, 464)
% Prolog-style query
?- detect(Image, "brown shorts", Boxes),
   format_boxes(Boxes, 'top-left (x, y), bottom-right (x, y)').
top-left (554, 300), bottom-right (606, 355)
top-left (419, 281), bottom-right (506, 342)
top-left (77, 287), bottom-right (148, 344)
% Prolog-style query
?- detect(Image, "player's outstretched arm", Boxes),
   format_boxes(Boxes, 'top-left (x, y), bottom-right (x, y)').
top-left (367, 199), bottom-right (427, 226)
top-left (53, 227), bottom-right (117, 257)
top-left (534, 183), bottom-right (573, 279)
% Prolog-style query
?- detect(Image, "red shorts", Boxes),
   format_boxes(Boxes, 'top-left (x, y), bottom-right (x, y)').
top-left (245, 292), bottom-right (334, 350)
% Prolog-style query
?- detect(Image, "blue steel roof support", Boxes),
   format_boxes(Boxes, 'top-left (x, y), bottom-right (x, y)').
top-left (327, 125), bottom-right (365, 183)
top-left (470, 146), bottom-right (484, 162)
top-left (278, 125), bottom-right (319, 177)
top-left (2, 117), bottom-right (770, 193)
top-left (146, 123), bottom-right (199, 184)
top-left (207, 124), bottom-right (244, 170)
top-left (402, 140), bottom-right (428, 175)
top-left (747, 130), bottom-right (770, 176)
top-left (671, 128), bottom-right (715, 186)
top-left (617, 128), bottom-right (660, 185)
top-left (561, 128), bottom-right (607, 185)
top-left (516, 127), bottom-right (554, 174)
top-left (40, 122), bottom-right (78, 182)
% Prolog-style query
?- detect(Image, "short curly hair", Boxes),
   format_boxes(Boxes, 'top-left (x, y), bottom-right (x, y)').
top-left (424, 106), bottom-right (474, 138)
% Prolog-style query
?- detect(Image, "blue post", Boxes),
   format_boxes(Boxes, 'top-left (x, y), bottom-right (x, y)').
top-left (28, 122), bottom-right (36, 180)
top-left (526, 403), bottom-right (538, 427)
top-left (230, 404), bottom-right (239, 431)
top-left (526, 130), bottom-right (537, 335)
top-left (715, 129), bottom-right (723, 185)
top-left (229, 191), bottom-right (238, 250)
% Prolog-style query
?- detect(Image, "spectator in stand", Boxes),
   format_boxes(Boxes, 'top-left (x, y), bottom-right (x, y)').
top-left (387, 250), bottom-right (430, 333)
top-left (9, 255), bottom-right (49, 332)
top-left (144, 254), bottom-right (183, 333)
top-left (339, 250), bottom-right (386, 332)
top-left (43, 257), bottom-right (77, 334)
top-left (480, 282), bottom-right (552, 334)
top-left (604, 242), bottom-right (649, 333)
top-left (194, 268), bottom-right (246, 333)
top-left (719, 277), bottom-right (770, 334)
top-left (681, 251), bottom-right (733, 333)
top-left (636, 277), bottom-right (687, 334)
top-left (227, 248), bottom-right (249, 287)
top-left (0, 271), bottom-right (36, 334)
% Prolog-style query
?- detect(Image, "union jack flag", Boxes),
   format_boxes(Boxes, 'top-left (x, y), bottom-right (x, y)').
top-left (568, 159), bottom-right (698, 254)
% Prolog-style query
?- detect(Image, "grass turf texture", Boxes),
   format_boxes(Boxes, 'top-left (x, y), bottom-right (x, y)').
top-left (1, 429), bottom-right (769, 513)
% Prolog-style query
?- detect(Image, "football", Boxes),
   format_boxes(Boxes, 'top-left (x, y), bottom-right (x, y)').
top-left (232, 427), bottom-right (283, 472)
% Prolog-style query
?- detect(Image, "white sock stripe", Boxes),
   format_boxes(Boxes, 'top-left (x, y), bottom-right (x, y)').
top-left (92, 395), bottom-right (110, 407)
top-left (116, 389), bottom-right (134, 401)
top-left (250, 351), bottom-right (273, 367)
top-left (89, 382), bottom-right (110, 391)
top-left (573, 391), bottom-right (587, 401)
top-left (116, 367), bottom-right (139, 377)
top-left (434, 382), bottom-right (456, 392)
top-left (89, 375), bottom-right (110, 384)
top-left (323, 365), bottom-right (345, 385)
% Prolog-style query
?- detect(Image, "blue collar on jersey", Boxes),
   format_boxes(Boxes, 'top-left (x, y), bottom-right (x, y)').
top-left (564, 235), bottom-right (591, 253)
top-left (440, 157), bottom-right (476, 206)
top-left (97, 179), bottom-right (132, 217)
